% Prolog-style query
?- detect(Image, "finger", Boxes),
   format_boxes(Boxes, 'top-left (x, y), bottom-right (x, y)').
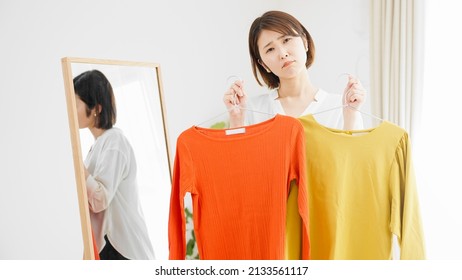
top-left (343, 88), bottom-right (355, 103)
top-left (224, 92), bottom-right (238, 107)
top-left (347, 84), bottom-right (361, 96)
top-left (234, 79), bottom-right (244, 89)
top-left (231, 84), bottom-right (244, 97)
top-left (352, 82), bottom-right (366, 92)
top-left (235, 80), bottom-right (246, 95)
top-left (347, 76), bottom-right (361, 91)
top-left (346, 86), bottom-right (363, 96)
top-left (344, 78), bottom-right (356, 92)
top-left (348, 75), bottom-right (358, 84)
top-left (348, 93), bottom-right (365, 104)
top-left (346, 89), bottom-right (358, 101)
top-left (223, 90), bottom-right (234, 103)
top-left (237, 93), bottom-right (246, 106)
top-left (228, 91), bottom-right (238, 106)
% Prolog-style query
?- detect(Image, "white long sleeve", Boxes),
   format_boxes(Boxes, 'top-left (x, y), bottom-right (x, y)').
top-left (84, 127), bottom-right (155, 260)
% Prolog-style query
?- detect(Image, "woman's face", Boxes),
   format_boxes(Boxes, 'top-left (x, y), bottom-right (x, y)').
top-left (76, 95), bottom-right (95, 129)
top-left (257, 29), bottom-right (307, 80)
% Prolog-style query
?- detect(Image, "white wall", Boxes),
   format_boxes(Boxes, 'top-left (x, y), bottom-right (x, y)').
top-left (0, 0), bottom-right (369, 259)
top-left (413, 0), bottom-right (462, 260)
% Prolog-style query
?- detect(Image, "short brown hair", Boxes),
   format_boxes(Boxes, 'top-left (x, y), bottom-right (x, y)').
top-left (248, 10), bottom-right (315, 89)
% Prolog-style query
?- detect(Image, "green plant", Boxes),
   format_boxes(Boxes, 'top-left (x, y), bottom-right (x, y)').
top-left (184, 207), bottom-right (199, 259)
top-left (209, 121), bottom-right (227, 129)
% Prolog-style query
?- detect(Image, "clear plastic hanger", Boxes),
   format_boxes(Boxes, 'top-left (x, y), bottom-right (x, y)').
top-left (311, 73), bottom-right (383, 122)
top-left (311, 104), bottom-right (383, 122)
top-left (196, 75), bottom-right (275, 128)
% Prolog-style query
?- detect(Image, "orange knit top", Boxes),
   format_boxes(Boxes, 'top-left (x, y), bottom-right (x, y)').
top-left (168, 115), bottom-right (310, 260)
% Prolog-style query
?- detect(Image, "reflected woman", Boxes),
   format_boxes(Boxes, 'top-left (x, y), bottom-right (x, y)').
top-left (74, 70), bottom-right (155, 260)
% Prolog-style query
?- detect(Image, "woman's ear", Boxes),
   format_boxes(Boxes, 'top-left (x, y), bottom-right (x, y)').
top-left (92, 104), bottom-right (102, 117)
top-left (258, 59), bottom-right (271, 73)
top-left (96, 104), bottom-right (102, 114)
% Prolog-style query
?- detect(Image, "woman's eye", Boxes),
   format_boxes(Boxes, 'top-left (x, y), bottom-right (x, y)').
top-left (265, 47), bottom-right (274, 53)
top-left (283, 37), bottom-right (292, 43)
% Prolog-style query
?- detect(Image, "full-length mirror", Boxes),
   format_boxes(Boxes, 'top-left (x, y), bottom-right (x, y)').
top-left (61, 57), bottom-right (171, 260)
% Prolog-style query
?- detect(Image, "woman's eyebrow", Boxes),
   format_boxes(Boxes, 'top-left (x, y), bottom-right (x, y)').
top-left (262, 35), bottom-right (286, 49)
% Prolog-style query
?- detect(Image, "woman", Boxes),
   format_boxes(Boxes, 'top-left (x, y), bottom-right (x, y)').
top-left (223, 10), bottom-right (366, 129)
top-left (222, 11), bottom-right (367, 259)
top-left (74, 70), bottom-right (154, 260)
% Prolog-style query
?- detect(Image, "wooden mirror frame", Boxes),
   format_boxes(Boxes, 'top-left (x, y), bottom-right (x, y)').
top-left (61, 57), bottom-right (172, 259)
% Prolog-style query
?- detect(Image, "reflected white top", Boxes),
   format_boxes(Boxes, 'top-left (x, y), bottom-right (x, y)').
top-left (85, 127), bottom-right (155, 260)
top-left (247, 89), bottom-right (363, 129)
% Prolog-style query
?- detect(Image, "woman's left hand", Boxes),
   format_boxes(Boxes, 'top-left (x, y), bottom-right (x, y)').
top-left (343, 75), bottom-right (366, 110)
top-left (342, 75), bottom-right (366, 130)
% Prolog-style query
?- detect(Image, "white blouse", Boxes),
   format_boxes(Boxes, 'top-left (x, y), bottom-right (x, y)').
top-left (85, 127), bottom-right (155, 260)
top-left (246, 89), bottom-right (363, 129)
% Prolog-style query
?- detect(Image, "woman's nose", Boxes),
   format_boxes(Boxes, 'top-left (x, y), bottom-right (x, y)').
top-left (280, 51), bottom-right (289, 59)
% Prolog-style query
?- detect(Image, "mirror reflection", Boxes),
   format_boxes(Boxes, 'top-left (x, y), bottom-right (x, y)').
top-left (62, 58), bottom-right (171, 260)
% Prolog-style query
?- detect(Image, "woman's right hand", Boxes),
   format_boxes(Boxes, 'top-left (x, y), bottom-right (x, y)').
top-left (223, 79), bottom-right (247, 128)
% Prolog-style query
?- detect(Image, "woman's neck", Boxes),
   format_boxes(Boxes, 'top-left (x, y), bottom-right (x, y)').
top-left (276, 72), bottom-right (319, 117)
top-left (277, 73), bottom-right (317, 100)
top-left (90, 127), bottom-right (107, 139)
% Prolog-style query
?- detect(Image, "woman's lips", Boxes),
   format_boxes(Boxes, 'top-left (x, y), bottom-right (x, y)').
top-left (282, 60), bottom-right (295, 69)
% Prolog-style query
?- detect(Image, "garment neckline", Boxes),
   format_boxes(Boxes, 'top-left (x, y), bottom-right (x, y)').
top-left (302, 114), bottom-right (390, 139)
top-left (191, 114), bottom-right (281, 141)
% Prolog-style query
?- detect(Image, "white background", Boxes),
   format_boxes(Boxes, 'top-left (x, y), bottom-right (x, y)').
top-left (9, 0), bottom-right (461, 262)
top-left (413, 0), bottom-right (462, 262)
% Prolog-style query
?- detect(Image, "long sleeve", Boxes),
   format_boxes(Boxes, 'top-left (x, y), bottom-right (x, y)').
top-left (289, 122), bottom-right (310, 260)
top-left (285, 182), bottom-right (302, 259)
top-left (168, 138), bottom-right (194, 260)
top-left (86, 149), bottom-right (128, 213)
top-left (390, 133), bottom-right (425, 259)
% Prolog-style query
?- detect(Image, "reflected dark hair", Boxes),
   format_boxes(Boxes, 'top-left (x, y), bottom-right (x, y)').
top-left (248, 10), bottom-right (315, 89)
top-left (73, 69), bottom-right (116, 129)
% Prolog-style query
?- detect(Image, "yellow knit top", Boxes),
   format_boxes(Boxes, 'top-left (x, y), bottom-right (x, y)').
top-left (287, 114), bottom-right (425, 259)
